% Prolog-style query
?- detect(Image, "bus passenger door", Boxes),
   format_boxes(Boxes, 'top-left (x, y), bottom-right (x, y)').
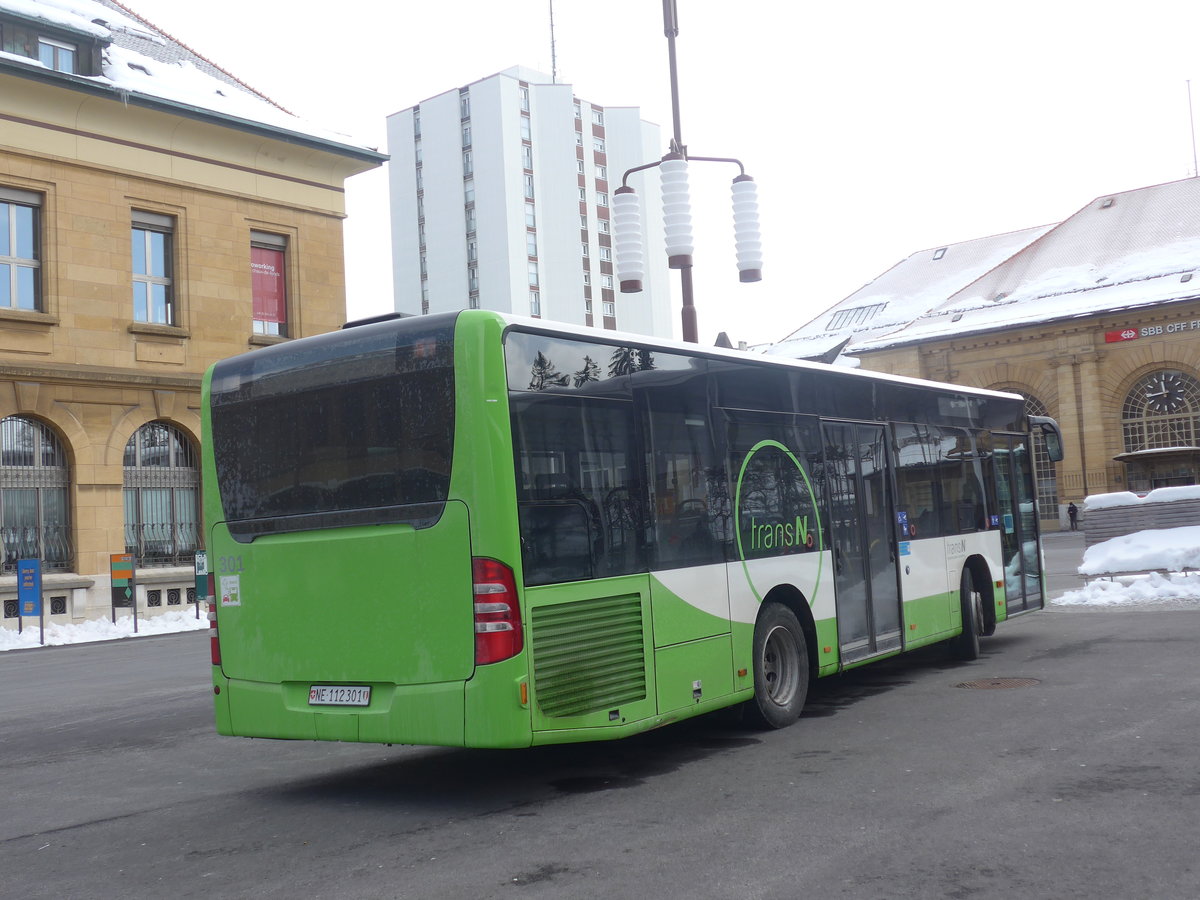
top-left (993, 435), bottom-right (1044, 613)
top-left (822, 422), bottom-right (903, 664)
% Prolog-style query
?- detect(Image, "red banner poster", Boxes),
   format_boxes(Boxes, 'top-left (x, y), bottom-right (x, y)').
top-left (252, 246), bottom-right (286, 324)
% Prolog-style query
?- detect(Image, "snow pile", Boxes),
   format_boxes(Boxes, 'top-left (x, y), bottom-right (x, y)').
top-left (0, 609), bottom-right (206, 652)
top-left (1051, 522), bottom-right (1200, 607)
top-left (1076, 524), bottom-right (1200, 575)
top-left (1084, 484), bottom-right (1200, 510)
top-left (1053, 572), bottom-right (1200, 607)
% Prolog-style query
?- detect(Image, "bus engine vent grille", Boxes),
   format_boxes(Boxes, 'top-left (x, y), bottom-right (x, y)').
top-left (531, 593), bottom-right (646, 718)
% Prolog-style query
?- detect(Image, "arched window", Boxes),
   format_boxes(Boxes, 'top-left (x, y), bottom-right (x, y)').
top-left (1, 416), bottom-right (71, 574)
top-left (1122, 370), bottom-right (1200, 452)
top-left (123, 422), bottom-right (200, 566)
top-left (1016, 393), bottom-right (1059, 521)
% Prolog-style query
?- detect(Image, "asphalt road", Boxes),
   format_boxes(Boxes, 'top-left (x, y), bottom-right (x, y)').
top-left (1, 597), bottom-right (1198, 898)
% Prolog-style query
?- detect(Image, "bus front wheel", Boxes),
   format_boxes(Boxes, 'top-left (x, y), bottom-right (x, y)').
top-left (952, 569), bottom-right (982, 661)
top-left (746, 603), bottom-right (809, 729)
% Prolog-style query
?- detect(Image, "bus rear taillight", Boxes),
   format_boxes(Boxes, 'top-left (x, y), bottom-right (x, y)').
top-left (207, 572), bottom-right (221, 666)
top-left (472, 558), bottom-right (523, 665)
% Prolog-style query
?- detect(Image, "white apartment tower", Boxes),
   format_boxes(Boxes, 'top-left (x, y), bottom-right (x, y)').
top-left (387, 66), bottom-right (671, 337)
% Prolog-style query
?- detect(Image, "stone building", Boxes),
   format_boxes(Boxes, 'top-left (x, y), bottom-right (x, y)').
top-left (768, 177), bottom-right (1200, 528)
top-left (1, 0), bottom-right (384, 627)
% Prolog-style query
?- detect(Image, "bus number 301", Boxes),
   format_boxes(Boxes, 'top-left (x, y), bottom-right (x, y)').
top-left (218, 555), bottom-right (244, 574)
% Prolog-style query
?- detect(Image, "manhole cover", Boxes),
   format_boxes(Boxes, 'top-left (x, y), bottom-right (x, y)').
top-left (956, 677), bottom-right (1041, 690)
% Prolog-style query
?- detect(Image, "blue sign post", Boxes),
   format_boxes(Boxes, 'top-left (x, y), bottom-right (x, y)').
top-left (17, 558), bottom-right (44, 646)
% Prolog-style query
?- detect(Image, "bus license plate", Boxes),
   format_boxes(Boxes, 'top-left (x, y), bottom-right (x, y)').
top-left (308, 685), bottom-right (371, 707)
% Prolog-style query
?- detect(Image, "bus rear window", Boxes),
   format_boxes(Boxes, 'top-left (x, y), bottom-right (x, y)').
top-left (209, 316), bottom-right (456, 540)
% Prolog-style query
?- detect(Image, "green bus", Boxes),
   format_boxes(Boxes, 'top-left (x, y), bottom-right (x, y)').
top-left (202, 310), bottom-right (1062, 747)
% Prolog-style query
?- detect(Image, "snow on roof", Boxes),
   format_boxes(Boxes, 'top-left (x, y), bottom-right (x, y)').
top-left (0, 0), bottom-right (382, 156)
top-left (854, 177), bottom-right (1200, 352)
top-left (764, 224), bottom-right (1052, 361)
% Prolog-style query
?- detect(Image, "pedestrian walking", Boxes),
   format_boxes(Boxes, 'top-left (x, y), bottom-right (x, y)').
top-left (1067, 501), bottom-right (1079, 531)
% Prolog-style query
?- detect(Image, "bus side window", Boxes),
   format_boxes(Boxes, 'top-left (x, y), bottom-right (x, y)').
top-left (893, 423), bottom-right (941, 537)
top-left (637, 356), bottom-right (724, 570)
top-left (936, 426), bottom-right (986, 534)
top-left (510, 394), bottom-right (644, 585)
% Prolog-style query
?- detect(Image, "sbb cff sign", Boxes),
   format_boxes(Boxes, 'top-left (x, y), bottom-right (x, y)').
top-left (1106, 320), bottom-right (1200, 342)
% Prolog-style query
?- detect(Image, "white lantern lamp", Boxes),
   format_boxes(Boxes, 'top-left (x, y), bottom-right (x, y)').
top-left (731, 174), bottom-right (762, 283)
top-left (660, 153), bottom-right (693, 269)
top-left (612, 186), bottom-right (645, 293)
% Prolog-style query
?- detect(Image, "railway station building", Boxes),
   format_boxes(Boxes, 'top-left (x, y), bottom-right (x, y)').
top-left (768, 176), bottom-right (1200, 529)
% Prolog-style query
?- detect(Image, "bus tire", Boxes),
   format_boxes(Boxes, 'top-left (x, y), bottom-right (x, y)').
top-left (745, 603), bottom-right (809, 729)
top-left (952, 568), bottom-right (982, 661)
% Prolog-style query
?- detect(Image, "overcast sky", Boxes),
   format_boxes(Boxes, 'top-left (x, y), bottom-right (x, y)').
top-left (127, 0), bottom-right (1200, 347)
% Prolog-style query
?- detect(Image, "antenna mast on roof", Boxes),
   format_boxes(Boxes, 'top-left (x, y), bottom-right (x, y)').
top-left (549, 0), bottom-right (559, 83)
top-left (1189, 80), bottom-right (1198, 178)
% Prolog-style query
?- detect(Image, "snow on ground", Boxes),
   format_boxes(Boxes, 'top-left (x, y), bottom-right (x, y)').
top-left (0, 609), bottom-right (207, 652)
top-left (1053, 572), bottom-right (1200, 607)
top-left (1051, 523), bottom-right (1200, 608)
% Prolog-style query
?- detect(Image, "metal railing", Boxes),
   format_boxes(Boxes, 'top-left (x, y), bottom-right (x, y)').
top-left (1, 524), bottom-right (73, 574)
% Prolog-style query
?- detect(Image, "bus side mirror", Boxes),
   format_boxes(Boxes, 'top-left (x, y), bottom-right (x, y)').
top-left (1028, 415), bottom-right (1065, 463)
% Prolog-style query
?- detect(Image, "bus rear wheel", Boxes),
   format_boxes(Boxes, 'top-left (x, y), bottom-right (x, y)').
top-left (746, 603), bottom-right (809, 729)
top-left (952, 568), bottom-right (982, 661)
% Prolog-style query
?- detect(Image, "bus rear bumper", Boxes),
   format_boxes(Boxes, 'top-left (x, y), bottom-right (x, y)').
top-left (213, 671), bottom-right (470, 747)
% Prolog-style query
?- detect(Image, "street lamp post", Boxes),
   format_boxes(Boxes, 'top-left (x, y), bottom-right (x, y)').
top-left (612, 0), bottom-right (762, 344)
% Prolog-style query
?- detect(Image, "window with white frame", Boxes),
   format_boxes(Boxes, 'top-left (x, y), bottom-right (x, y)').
top-left (520, 116), bottom-right (531, 140)
top-left (593, 138), bottom-right (606, 152)
top-left (597, 219), bottom-right (610, 234)
top-left (131, 211), bottom-right (175, 325)
top-left (525, 202), bottom-right (536, 227)
top-left (603, 300), bottom-right (615, 317)
top-left (519, 87), bottom-right (530, 111)
top-left (462, 125), bottom-right (472, 148)
top-left (529, 290), bottom-right (541, 316)
top-left (596, 192), bottom-right (608, 207)
top-left (527, 261), bottom-right (539, 286)
top-left (1, 188), bottom-right (41, 311)
top-left (523, 145), bottom-right (533, 170)
top-left (596, 165), bottom-right (608, 180)
top-left (526, 231), bottom-right (538, 257)
top-left (578, 187), bottom-right (587, 202)
top-left (524, 174), bottom-right (535, 199)
top-left (601, 274), bottom-right (614, 289)
top-left (592, 109), bottom-right (604, 126)
top-left (580, 243), bottom-right (589, 257)
top-left (38, 37), bottom-right (76, 73)
top-left (599, 247), bottom-right (611, 261)
top-left (463, 150), bottom-right (473, 175)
